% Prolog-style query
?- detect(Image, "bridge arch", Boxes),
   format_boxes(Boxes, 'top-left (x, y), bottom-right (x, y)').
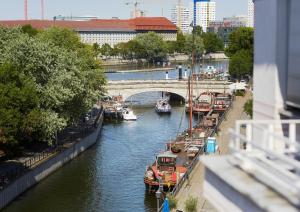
top-left (124, 90), bottom-right (187, 103)
top-left (115, 88), bottom-right (188, 102)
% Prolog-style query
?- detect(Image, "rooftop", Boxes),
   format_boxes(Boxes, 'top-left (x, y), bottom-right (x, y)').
top-left (0, 17), bottom-right (177, 32)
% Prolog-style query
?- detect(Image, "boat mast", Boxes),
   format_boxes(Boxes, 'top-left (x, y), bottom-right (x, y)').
top-left (189, 23), bottom-right (195, 137)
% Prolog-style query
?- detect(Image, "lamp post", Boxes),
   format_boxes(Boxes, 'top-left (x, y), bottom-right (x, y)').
top-left (156, 188), bottom-right (162, 212)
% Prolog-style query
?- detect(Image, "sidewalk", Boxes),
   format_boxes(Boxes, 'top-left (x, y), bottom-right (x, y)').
top-left (175, 91), bottom-right (252, 211)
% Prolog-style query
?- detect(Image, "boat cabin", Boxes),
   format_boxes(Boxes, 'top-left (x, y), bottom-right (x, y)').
top-left (202, 114), bottom-right (219, 127)
top-left (156, 152), bottom-right (177, 173)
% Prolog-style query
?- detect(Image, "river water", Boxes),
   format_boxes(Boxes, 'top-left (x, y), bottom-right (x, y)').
top-left (4, 107), bottom-right (195, 212)
top-left (4, 61), bottom-right (227, 212)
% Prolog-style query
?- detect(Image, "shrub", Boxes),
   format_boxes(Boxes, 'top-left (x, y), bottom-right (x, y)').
top-left (184, 196), bottom-right (198, 212)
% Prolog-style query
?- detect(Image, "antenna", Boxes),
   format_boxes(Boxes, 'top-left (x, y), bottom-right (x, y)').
top-left (24, 0), bottom-right (28, 20)
top-left (41, 0), bottom-right (45, 20)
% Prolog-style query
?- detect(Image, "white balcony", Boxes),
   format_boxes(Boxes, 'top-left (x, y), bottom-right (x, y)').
top-left (201, 120), bottom-right (300, 212)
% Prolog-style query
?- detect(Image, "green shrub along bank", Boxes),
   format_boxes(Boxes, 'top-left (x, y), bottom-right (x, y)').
top-left (0, 26), bottom-right (106, 157)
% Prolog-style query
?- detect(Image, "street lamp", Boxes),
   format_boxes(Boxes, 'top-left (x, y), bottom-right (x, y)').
top-left (155, 188), bottom-right (162, 212)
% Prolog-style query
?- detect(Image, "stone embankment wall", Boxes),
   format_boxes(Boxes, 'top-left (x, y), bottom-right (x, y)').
top-left (0, 112), bottom-right (104, 209)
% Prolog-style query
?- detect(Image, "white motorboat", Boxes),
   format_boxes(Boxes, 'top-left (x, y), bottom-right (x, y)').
top-left (122, 108), bottom-right (137, 121)
top-left (155, 99), bottom-right (172, 113)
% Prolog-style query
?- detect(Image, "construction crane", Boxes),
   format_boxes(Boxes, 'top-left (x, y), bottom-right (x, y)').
top-left (24, 0), bottom-right (28, 20)
top-left (41, 0), bottom-right (45, 20)
top-left (24, 0), bottom-right (45, 20)
top-left (125, 1), bottom-right (141, 18)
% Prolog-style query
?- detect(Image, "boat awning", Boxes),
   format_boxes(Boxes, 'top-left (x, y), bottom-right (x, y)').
top-left (157, 151), bottom-right (177, 158)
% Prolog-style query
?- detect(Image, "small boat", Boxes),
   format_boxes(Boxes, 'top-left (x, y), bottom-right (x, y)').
top-left (213, 93), bottom-right (231, 112)
top-left (155, 99), bottom-right (171, 113)
top-left (144, 151), bottom-right (186, 191)
top-left (193, 92), bottom-right (214, 114)
top-left (122, 108), bottom-right (137, 121)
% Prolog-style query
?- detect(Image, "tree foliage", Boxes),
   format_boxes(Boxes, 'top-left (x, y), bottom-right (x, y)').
top-left (0, 26), bottom-right (106, 154)
top-left (135, 32), bottom-right (167, 62)
top-left (203, 32), bottom-right (224, 53)
top-left (184, 34), bottom-right (204, 58)
top-left (192, 26), bottom-right (203, 37)
top-left (226, 27), bottom-right (254, 79)
top-left (244, 99), bottom-right (253, 118)
top-left (175, 30), bottom-right (186, 53)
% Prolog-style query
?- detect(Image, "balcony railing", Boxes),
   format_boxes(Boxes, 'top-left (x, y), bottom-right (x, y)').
top-left (229, 119), bottom-right (300, 207)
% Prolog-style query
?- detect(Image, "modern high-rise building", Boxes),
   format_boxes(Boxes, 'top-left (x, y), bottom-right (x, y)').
top-left (247, 0), bottom-right (254, 27)
top-left (171, 5), bottom-right (191, 34)
top-left (190, 0), bottom-right (216, 32)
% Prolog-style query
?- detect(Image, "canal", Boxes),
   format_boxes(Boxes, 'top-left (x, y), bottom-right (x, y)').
top-left (4, 107), bottom-right (195, 212)
top-left (3, 61), bottom-right (227, 212)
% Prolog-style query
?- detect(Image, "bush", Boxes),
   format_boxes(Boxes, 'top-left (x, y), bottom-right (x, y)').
top-left (166, 194), bottom-right (178, 210)
top-left (244, 99), bottom-right (253, 118)
top-left (235, 90), bottom-right (245, 96)
top-left (184, 196), bottom-right (198, 212)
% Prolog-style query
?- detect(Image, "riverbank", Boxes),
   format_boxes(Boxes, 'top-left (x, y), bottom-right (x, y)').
top-left (0, 107), bottom-right (104, 210)
top-left (102, 53), bottom-right (228, 67)
top-left (175, 91), bottom-right (252, 211)
top-left (105, 67), bottom-right (174, 73)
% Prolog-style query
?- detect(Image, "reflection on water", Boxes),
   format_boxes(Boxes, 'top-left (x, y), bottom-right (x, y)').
top-left (4, 107), bottom-right (197, 212)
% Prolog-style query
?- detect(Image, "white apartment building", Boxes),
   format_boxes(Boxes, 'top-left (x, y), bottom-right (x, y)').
top-left (190, 0), bottom-right (216, 32)
top-left (247, 0), bottom-right (254, 27)
top-left (171, 5), bottom-right (191, 34)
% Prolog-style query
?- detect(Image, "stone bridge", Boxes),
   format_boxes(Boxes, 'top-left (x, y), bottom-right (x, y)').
top-left (105, 80), bottom-right (231, 101)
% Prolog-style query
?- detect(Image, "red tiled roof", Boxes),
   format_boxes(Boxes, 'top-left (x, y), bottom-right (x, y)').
top-left (0, 17), bottom-right (177, 32)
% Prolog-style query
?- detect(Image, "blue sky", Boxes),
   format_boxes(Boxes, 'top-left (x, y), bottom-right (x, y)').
top-left (0, 0), bottom-right (248, 20)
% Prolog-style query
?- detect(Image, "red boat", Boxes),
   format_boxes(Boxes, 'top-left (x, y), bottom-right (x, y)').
top-left (144, 151), bottom-right (187, 191)
top-left (193, 92), bottom-right (215, 114)
top-left (213, 93), bottom-right (231, 112)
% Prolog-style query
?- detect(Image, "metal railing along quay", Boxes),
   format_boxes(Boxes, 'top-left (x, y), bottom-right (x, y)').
top-left (0, 105), bottom-right (104, 191)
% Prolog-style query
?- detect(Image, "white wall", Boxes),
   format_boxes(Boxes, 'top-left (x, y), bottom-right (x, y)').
top-left (253, 0), bottom-right (289, 120)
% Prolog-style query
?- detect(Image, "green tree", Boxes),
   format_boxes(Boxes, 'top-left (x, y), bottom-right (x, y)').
top-left (226, 27), bottom-right (254, 79)
top-left (0, 64), bottom-right (40, 154)
top-left (184, 34), bottom-right (204, 58)
top-left (92, 43), bottom-right (101, 57)
top-left (226, 27), bottom-right (254, 57)
top-left (192, 26), bottom-right (203, 37)
top-left (175, 30), bottom-right (186, 53)
top-left (21, 24), bottom-right (39, 37)
top-left (229, 49), bottom-right (253, 78)
top-left (0, 26), bottom-right (106, 154)
top-left (203, 32), bottom-right (224, 53)
top-left (135, 32), bottom-right (167, 63)
top-left (164, 40), bottom-right (177, 55)
top-left (100, 43), bottom-right (113, 58)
